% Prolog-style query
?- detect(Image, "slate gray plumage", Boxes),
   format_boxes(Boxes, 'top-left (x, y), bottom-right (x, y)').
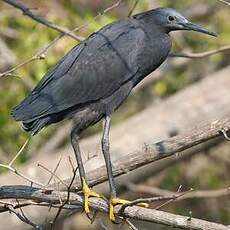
top-left (11, 7), bottom-right (216, 221)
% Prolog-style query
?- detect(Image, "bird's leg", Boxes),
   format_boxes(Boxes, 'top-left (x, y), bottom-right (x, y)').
top-left (102, 116), bottom-right (149, 222)
top-left (101, 115), bottom-right (129, 222)
top-left (71, 128), bottom-right (100, 214)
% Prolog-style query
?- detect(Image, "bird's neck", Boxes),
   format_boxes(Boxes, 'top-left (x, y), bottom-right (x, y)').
top-left (132, 29), bottom-right (172, 87)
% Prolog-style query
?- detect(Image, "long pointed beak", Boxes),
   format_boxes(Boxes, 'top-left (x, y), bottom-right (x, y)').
top-left (182, 22), bottom-right (217, 37)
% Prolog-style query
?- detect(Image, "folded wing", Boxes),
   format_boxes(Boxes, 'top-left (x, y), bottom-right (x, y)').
top-left (12, 20), bottom-right (141, 121)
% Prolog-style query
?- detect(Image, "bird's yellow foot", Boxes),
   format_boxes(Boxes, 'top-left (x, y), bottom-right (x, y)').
top-left (82, 178), bottom-right (101, 214)
top-left (109, 197), bottom-right (149, 222)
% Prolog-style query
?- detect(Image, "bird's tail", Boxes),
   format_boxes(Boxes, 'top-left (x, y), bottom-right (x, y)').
top-left (11, 99), bottom-right (51, 135)
top-left (21, 117), bottom-right (50, 135)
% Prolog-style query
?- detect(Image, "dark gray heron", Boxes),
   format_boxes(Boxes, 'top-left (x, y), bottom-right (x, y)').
top-left (11, 7), bottom-right (216, 221)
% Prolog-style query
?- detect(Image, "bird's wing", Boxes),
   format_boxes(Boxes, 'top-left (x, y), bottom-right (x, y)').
top-left (33, 44), bottom-right (85, 93)
top-left (12, 20), bottom-right (143, 121)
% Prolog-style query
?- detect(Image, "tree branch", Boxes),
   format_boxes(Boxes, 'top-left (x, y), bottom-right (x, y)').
top-left (0, 185), bottom-right (229, 230)
top-left (0, 138), bottom-right (44, 187)
top-left (50, 117), bottom-right (230, 192)
top-left (128, 0), bottom-right (140, 16)
top-left (6, 204), bottom-right (44, 229)
top-left (218, 0), bottom-right (230, 6)
top-left (2, 0), bottom-right (84, 41)
top-left (1, 118), bottom-right (230, 228)
top-left (170, 45), bottom-right (230, 59)
top-left (127, 184), bottom-right (230, 200)
top-left (0, 0), bottom-right (122, 78)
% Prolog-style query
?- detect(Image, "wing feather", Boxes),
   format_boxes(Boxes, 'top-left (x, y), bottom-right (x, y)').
top-left (12, 19), bottom-right (143, 121)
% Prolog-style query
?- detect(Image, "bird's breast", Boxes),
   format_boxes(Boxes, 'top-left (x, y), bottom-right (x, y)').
top-left (132, 33), bottom-right (171, 86)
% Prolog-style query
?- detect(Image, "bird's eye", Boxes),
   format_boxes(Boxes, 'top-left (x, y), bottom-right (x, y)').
top-left (168, 15), bottom-right (175, 22)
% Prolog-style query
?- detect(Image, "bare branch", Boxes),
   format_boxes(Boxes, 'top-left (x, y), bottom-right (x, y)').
top-left (51, 165), bottom-right (78, 228)
top-left (118, 193), bottom-right (186, 216)
top-left (220, 129), bottom-right (230, 141)
top-left (0, 118), bottom-right (230, 228)
top-left (9, 138), bottom-right (30, 167)
top-left (0, 163), bottom-right (43, 187)
top-left (126, 220), bottom-right (139, 230)
top-left (103, 0), bottom-right (122, 14)
top-left (128, 0), bottom-right (140, 16)
top-left (2, 0), bottom-right (84, 41)
top-left (0, 23), bottom-right (78, 78)
top-left (170, 45), bottom-right (230, 59)
top-left (37, 161), bottom-right (68, 188)
top-left (0, 0), bottom-right (122, 78)
top-left (6, 204), bottom-right (44, 229)
top-left (98, 219), bottom-right (109, 230)
top-left (218, 0), bottom-right (230, 6)
top-left (0, 185), bottom-right (229, 230)
top-left (0, 54), bottom-right (45, 78)
top-left (51, 149), bottom-right (99, 227)
top-left (0, 139), bottom-right (43, 187)
top-left (127, 184), bottom-right (230, 200)
top-left (46, 155), bottom-right (63, 186)
top-left (50, 117), bottom-right (230, 191)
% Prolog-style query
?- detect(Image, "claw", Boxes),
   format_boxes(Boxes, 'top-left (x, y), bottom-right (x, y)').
top-left (109, 198), bottom-right (149, 222)
top-left (109, 198), bottom-right (128, 222)
top-left (82, 178), bottom-right (100, 213)
top-left (138, 203), bottom-right (149, 208)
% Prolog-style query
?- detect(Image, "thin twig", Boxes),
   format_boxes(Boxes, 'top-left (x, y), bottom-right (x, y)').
top-left (51, 149), bottom-right (99, 226)
top-left (98, 219), bottom-right (109, 230)
top-left (103, 0), bottom-right (122, 14)
top-left (128, 184), bottom-right (230, 200)
top-left (0, 0), bottom-right (122, 78)
top-left (128, 0), bottom-right (140, 17)
top-left (153, 186), bottom-right (186, 210)
top-left (218, 0), bottom-right (230, 6)
top-left (0, 200), bottom-right (38, 211)
top-left (2, 0), bottom-right (84, 41)
top-left (46, 155), bottom-right (63, 186)
top-left (37, 162), bottom-right (68, 188)
top-left (0, 163), bottom-right (43, 187)
top-left (126, 219), bottom-right (139, 230)
top-left (0, 138), bottom-right (43, 187)
top-left (0, 33), bottom-right (69, 78)
top-left (219, 129), bottom-right (230, 141)
top-left (170, 45), bottom-right (230, 59)
top-left (9, 138), bottom-right (30, 166)
top-left (7, 204), bottom-right (44, 229)
top-left (51, 166), bottom-right (78, 228)
top-left (0, 55), bottom-right (45, 78)
top-left (68, 156), bottom-right (75, 173)
top-left (118, 190), bottom-right (188, 216)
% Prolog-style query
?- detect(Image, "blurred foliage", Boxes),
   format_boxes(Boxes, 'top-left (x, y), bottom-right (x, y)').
top-left (0, 0), bottom-right (229, 228)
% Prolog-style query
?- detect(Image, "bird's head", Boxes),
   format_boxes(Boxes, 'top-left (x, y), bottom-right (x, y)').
top-left (136, 7), bottom-right (217, 37)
